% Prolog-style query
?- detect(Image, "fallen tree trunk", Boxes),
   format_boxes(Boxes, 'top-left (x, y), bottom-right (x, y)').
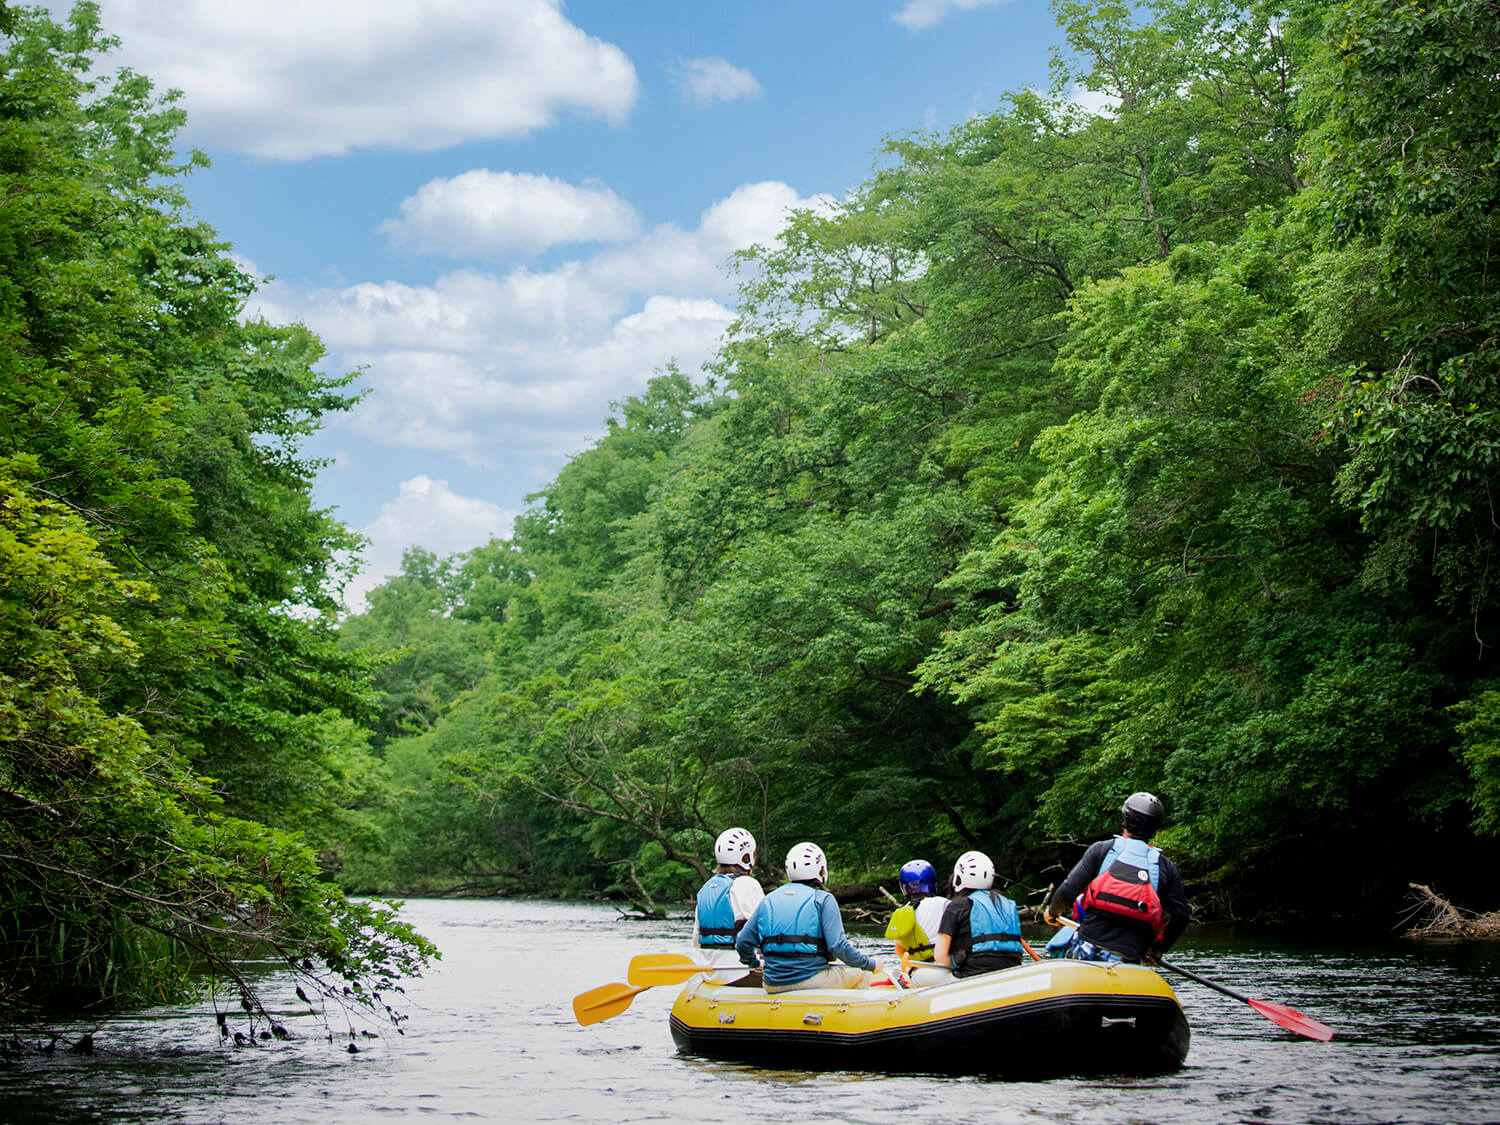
top-left (1402, 884), bottom-right (1500, 941)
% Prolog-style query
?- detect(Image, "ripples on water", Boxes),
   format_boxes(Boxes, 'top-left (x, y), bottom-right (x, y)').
top-left (2, 899), bottom-right (1497, 1124)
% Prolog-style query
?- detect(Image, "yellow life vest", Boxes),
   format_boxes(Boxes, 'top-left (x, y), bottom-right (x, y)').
top-left (883, 901), bottom-right (936, 961)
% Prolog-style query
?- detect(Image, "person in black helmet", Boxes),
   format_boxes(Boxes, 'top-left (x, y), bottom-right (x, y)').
top-left (1043, 792), bottom-right (1191, 964)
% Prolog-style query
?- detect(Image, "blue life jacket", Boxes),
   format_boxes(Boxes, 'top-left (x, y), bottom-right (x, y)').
top-left (696, 873), bottom-right (739, 948)
top-left (758, 882), bottom-right (829, 957)
top-left (1098, 835), bottom-right (1160, 889)
top-left (966, 890), bottom-right (1022, 956)
top-left (1044, 926), bottom-right (1074, 957)
top-left (1082, 835), bottom-right (1165, 938)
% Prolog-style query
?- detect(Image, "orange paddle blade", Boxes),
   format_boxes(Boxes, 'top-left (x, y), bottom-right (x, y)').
top-left (572, 981), bottom-right (647, 1026)
top-left (626, 953), bottom-right (711, 986)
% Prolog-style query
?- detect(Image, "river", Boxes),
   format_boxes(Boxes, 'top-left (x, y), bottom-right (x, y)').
top-left (2, 898), bottom-right (1497, 1124)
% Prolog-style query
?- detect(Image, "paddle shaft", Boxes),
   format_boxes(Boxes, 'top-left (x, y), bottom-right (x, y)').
top-left (1049, 916), bottom-right (1333, 1040)
top-left (1155, 956), bottom-right (1248, 1003)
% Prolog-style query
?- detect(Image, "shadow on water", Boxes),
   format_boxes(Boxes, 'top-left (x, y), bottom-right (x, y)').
top-left (3, 899), bottom-right (1499, 1124)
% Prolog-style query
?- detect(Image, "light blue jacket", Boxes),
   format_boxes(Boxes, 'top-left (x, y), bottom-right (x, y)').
top-left (736, 881), bottom-right (875, 986)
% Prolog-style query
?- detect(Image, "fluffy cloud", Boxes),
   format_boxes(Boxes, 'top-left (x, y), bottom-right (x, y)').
top-left (380, 171), bottom-right (642, 258)
top-left (348, 476), bottom-right (516, 609)
top-left (892, 0), bottom-right (1014, 32)
top-left (70, 0), bottom-right (637, 159)
top-left (321, 294), bottom-right (734, 467)
top-left (586, 181), bottom-right (831, 295)
top-left (1066, 84), bottom-right (1120, 118)
top-left (252, 181), bottom-right (827, 470)
top-left (675, 57), bottom-right (763, 106)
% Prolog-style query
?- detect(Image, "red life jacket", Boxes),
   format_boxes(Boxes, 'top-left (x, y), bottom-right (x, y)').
top-left (1080, 836), bottom-right (1164, 940)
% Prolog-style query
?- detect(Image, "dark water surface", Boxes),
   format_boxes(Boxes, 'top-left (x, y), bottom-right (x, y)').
top-left (2, 898), bottom-right (1497, 1124)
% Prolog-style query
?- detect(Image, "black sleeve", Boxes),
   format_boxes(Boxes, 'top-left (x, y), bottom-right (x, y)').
top-left (1048, 839), bottom-right (1112, 915)
top-left (937, 896), bottom-right (968, 939)
top-left (1155, 856), bottom-right (1192, 952)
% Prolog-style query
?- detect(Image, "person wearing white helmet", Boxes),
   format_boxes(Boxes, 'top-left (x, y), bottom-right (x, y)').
top-left (933, 850), bottom-right (1024, 977)
top-left (735, 842), bottom-right (881, 992)
top-left (692, 828), bottom-right (766, 969)
top-left (1043, 792), bottom-right (1192, 964)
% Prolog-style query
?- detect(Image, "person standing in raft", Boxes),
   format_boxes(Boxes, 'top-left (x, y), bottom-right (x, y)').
top-left (884, 859), bottom-right (945, 965)
top-left (1043, 791), bottom-right (1192, 964)
top-left (932, 850), bottom-right (1025, 976)
top-left (735, 842), bottom-right (882, 993)
top-left (692, 827), bottom-right (766, 969)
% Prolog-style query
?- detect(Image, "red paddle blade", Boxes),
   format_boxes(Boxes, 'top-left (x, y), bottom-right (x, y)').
top-left (1249, 998), bottom-right (1335, 1041)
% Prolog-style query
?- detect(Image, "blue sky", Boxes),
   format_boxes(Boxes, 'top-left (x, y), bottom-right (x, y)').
top-left (69, 0), bottom-right (1068, 605)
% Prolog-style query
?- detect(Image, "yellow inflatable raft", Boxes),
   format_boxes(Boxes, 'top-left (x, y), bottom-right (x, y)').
top-left (668, 959), bottom-right (1189, 1076)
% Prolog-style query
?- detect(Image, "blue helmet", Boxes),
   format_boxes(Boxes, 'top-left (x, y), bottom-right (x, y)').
top-left (898, 859), bottom-right (937, 897)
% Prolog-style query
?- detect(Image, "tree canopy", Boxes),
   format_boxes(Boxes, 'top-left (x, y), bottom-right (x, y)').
top-left (334, 0), bottom-right (1500, 919)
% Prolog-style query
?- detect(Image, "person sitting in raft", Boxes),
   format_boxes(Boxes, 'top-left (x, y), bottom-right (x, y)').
top-left (692, 827), bottom-right (766, 975)
top-left (1043, 791), bottom-right (1191, 965)
top-left (933, 850), bottom-right (1024, 977)
top-left (735, 841), bottom-right (882, 993)
top-left (884, 859), bottom-right (945, 965)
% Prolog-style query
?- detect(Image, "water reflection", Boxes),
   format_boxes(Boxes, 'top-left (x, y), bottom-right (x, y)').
top-left (2, 898), bottom-right (1497, 1124)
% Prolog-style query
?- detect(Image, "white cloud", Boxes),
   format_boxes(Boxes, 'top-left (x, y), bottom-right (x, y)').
top-left (348, 476), bottom-right (515, 609)
top-left (675, 56), bottom-right (763, 106)
top-left (892, 0), bottom-right (1014, 32)
top-left (254, 181), bottom-right (827, 470)
top-left (73, 0), bottom-right (637, 159)
top-left (1065, 83), bottom-right (1120, 118)
top-left (380, 171), bottom-right (642, 258)
top-left (586, 181), bottom-right (832, 294)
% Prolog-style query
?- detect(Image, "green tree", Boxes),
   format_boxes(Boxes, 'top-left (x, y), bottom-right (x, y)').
top-left (0, 4), bottom-right (431, 1012)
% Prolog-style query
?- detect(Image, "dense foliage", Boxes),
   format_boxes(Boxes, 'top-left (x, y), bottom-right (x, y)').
top-left (0, 4), bottom-right (432, 1014)
top-left (334, 0), bottom-right (1500, 920)
top-left (10, 0), bottom-right (1499, 1002)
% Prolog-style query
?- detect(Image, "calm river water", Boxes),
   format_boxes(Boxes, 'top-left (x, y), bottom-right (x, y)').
top-left (2, 898), bottom-right (1498, 1124)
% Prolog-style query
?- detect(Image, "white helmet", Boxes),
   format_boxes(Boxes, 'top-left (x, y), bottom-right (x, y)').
top-left (952, 850), bottom-right (995, 892)
top-left (785, 842), bottom-right (828, 884)
top-left (714, 827), bottom-right (756, 868)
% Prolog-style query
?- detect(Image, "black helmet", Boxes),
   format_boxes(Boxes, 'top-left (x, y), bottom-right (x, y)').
top-left (1121, 791), bottom-right (1164, 838)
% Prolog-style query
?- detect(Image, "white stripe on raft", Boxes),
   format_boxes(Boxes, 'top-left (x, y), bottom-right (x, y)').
top-left (929, 972), bottom-right (1053, 1014)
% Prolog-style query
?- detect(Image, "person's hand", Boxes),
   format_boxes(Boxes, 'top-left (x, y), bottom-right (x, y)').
top-left (869, 956), bottom-right (884, 976)
top-left (1043, 908), bottom-right (1059, 926)
top-left (1142, 949), bottom-right (1161, 967)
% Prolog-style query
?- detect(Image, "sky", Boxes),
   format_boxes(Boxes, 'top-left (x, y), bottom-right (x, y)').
top-left (58, 0), bottom-right (1068, 606)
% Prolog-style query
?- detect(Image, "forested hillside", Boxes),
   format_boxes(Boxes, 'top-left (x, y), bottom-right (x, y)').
top-left (0, 4), bottom-right (431, 1012)
top-left (336, 0), bottom-right (1500, 920)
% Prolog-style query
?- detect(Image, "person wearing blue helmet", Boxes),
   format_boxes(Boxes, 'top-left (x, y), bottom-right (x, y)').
top-left (884, 859), bottom-right (945, 965)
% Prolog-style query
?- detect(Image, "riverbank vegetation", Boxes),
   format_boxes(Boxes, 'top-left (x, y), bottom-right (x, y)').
top-left (0, 4), bottom-right (433, 1014)
top-left (334, 0), bottom-right (1500, 922)
top-left (4, 0), bottom-right (1499, 1014)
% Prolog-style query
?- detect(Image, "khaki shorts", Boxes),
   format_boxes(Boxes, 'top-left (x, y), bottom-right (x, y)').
top-left (765, 965), bottom-right (874, 993)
